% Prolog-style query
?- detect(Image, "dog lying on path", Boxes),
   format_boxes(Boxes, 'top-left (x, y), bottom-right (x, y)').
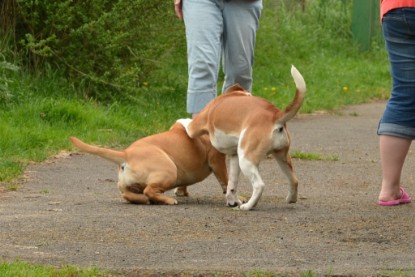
top-left (69, 122), bottom-right (228, 205)
top-left (178, 65), bottom-right (306, 210)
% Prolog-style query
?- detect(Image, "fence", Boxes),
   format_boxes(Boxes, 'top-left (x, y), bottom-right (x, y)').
top-left (351, 0), bottom-right (381, 50)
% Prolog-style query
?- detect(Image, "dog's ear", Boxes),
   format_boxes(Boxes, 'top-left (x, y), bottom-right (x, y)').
top-left (224, 83), bottom-right (247, 94)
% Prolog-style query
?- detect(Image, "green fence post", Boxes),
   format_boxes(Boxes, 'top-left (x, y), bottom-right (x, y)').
top-left (352, 0), bottom-right (381, 51)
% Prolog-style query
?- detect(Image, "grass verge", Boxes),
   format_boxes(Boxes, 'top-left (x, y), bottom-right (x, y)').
top-left (291, 151), bottom-right (339, 161)
top-left (1, 261), bottom-right (413, 277)
top-left (0, 260), bottom-right (112, 277)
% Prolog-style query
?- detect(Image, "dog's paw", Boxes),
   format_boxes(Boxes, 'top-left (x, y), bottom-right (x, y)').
top-left (226, 201), bottom-right (239, 208)
top-left (240, 202), bottom-right (256, 211)
top-left (226, 197), bottom-right (243, 208)
top-left (164, 198), bottom-right (178, 205)
top-left (226, 194), bottom-right (242, 207)
top-left (174, 187), bottom-right (189, 197)
top-left (238, 195), bottom-right (248, 204)
top-left (286, 193), bottom-right (297, 203)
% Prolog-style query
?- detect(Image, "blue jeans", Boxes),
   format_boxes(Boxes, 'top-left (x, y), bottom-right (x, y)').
top-left (378, 8), bottom-right (415, 139)
top-left (183, 0), bottom-right (262, 114)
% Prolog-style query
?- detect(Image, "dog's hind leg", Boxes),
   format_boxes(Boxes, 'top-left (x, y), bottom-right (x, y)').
top-left (272, 150), bottom-right (298, 203)
top-left (143, 169), bottom-right (179, 205)
top-left (144, 183), bottom-right (178, 205)
top-left (238, 156), bottom-right (265, 211)
top-left (122, 190), bottom-right (151, 204)
top-left (117, 183), bottom-right (150, 204)
top-left (226, 155), bottom-right (242, 207)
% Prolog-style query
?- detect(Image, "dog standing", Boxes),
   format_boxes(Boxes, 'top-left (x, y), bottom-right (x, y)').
top-left (70, 122), bottom-right (228, 205)
top-left (178, 65), bottom-right (306, 210)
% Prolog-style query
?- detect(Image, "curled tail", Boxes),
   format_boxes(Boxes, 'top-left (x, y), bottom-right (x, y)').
top-left (279, 65), bottom-right (306, 123)
top-left (69, 136), bottom-right (125, 165)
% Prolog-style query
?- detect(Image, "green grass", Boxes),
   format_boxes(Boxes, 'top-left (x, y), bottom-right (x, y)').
top-left (1, 261), bottom-right (413, 277)
top-left (0, 73), bottom-right (187, 182)
top-left (291, 151), bottom-right (339, 161)
top-left (252, 0), bottom-right (390, 112)
top-left (0, 260), bottom-right (113, 277)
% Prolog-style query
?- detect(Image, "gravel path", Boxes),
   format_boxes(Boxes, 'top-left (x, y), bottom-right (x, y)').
top-left (1, 101), bottom-right (414, 276)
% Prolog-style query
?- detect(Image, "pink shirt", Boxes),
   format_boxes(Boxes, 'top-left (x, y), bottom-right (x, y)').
top-left (381, 0), bottom-right (415, 19)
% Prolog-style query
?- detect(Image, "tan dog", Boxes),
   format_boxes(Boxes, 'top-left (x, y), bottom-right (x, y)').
top-left (69, 122), bottom-right (228, 205)
top-left (178, 65), bottom-right (306, 210)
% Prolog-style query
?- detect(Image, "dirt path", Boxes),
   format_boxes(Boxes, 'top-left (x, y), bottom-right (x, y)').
top-left (1, 101), bottom-right (415, 276)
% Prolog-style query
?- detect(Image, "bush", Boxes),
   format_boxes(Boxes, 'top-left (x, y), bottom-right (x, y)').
top-left (6, 0), bottom-right (185, 102)
top-left (0, 32), bottom-right (19, 105)
top-left (2, 0), bottom-right (384, 108)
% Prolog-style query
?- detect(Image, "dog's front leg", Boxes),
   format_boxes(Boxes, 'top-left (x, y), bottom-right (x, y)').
top-left (226, 155), bottom-right (242, 207)
top-left (208, 151), bottom-right (228, 194)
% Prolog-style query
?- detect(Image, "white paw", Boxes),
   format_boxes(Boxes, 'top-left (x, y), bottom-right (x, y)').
top-left (286, 193), bottom-right (297, 203)
top-left (226, 193), bottom-right (241, 207)
top-left (167, 198), bottom-right (178, 205)
top-left (226, 200), bottom-right (241, 207)
top-left (239, 203), bottom-right (252, 211)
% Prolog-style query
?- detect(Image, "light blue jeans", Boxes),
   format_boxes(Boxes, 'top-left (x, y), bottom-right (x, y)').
top-left (183, 0), bottom-right (263, 114)
top-left (378, 8), bottom-right (415, 139)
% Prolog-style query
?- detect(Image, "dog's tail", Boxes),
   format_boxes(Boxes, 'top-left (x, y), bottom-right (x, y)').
top-left (69, 136), bottom-right (125, 165)
top-left (278, 65), bottom-right (306, 124)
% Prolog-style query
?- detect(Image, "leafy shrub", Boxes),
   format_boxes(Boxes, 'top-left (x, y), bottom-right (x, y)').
top-left (8, 0), bottom-right (185, 102)
top-left (0, 60), bottom-right (18, 104)
top-left (0, 33), bottom-right (19, 106)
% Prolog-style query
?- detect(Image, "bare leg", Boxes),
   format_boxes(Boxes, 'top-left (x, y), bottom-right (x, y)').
top-left (378, 135), bottom-right (412, 202)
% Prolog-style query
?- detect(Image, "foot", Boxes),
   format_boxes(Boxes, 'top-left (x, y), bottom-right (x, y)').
top-left (378, 187), bottom-right (411, 206)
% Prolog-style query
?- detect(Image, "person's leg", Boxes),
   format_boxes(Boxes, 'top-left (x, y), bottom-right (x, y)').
top-left (381, 8), bottom-right (415, 127)
top-left (378, 135), bottom-right (411, 202)
top-left (377, 8), bottom-right (415, 204)
top-left (183, 0), bottom-right (223, 114)
top-left (222, 0), bottom-right (262, 93)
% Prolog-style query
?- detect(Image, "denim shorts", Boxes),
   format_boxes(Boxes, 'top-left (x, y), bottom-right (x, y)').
top-left (378, 8), bottom-right (415, 139)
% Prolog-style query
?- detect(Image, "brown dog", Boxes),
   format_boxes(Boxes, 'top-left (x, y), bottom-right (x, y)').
top-left (69, 122), bottom-right (228, 205)
top-left (178, 65), bottom-right (306, 210)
